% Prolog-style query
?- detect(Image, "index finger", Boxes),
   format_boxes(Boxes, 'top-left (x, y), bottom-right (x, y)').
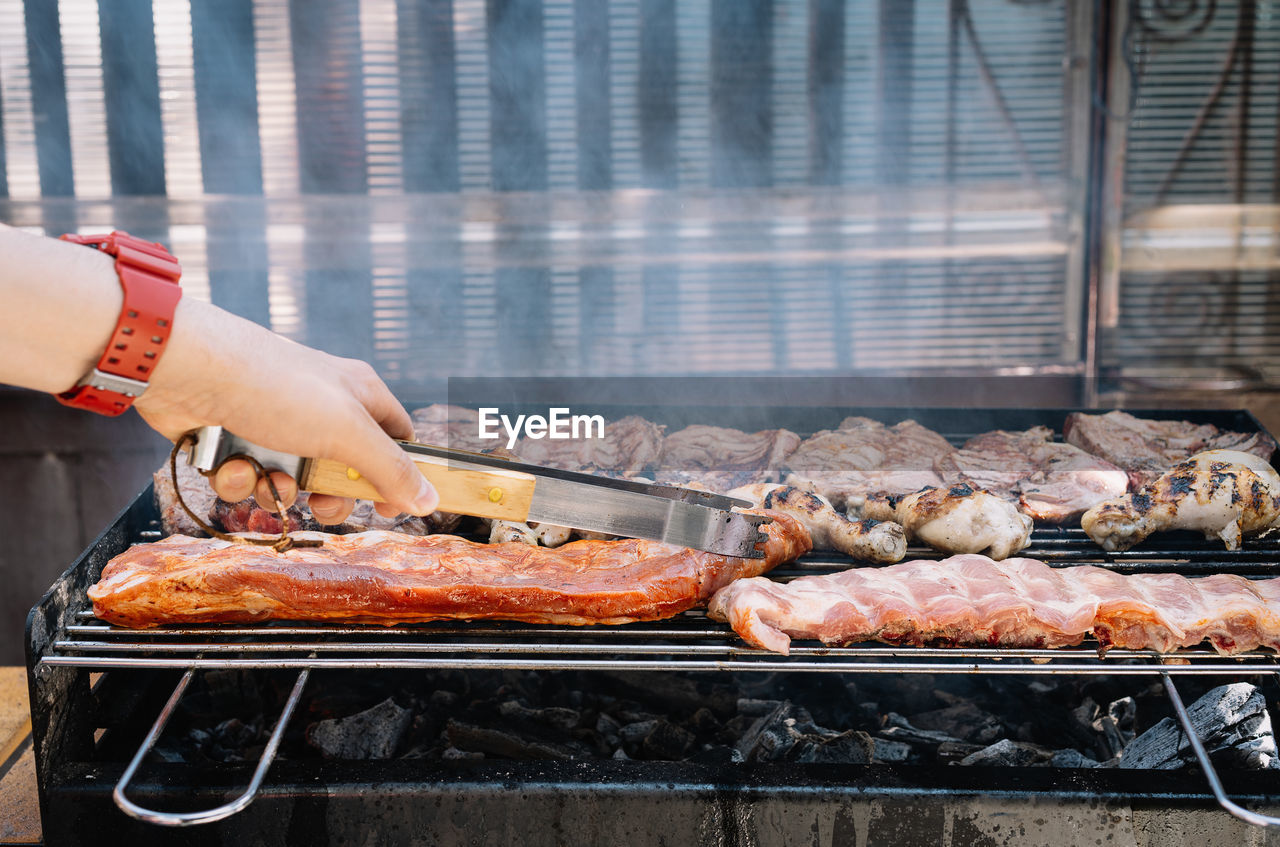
top-left (350, 364), bottom-right (415, 442)
top-left (334, 414), bottom-right (439, 516)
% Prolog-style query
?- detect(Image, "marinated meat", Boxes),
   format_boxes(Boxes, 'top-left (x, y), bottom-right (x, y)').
top-left (516, 415), bottom-right (665, 476)
top-left (862, 484), bottom-right (1033, 560)
top-left (1082, 450), bottom-right (1280, 552)
top-left (153, 456), bottom-right (216, 536)
top-left (1064, 410), bottom-right (1278, 490)
top-left (937, 427), bottom-right (1128, 523)
top-left (89, 510), bottom-right (811, 628)
top-left (656, 425), bottom-right (801, 489)
top-left (411, 403), bottom-right (492, 452)
top-left (727, 484), bottom-right (906, 563)
top-left (784, 418), bottom-right (954, 512)
top-left (708, 553), bottom-right (1280, 656)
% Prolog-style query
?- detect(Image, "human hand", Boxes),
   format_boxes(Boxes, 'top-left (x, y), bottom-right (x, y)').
top-left (134, 298), bottom-right (437, 524)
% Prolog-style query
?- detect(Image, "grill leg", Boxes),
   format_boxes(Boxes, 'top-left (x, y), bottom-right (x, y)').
top-left (1161, 672), bottom-right (1280, 829)
top-left (112, 667), bottom-right (311, 826)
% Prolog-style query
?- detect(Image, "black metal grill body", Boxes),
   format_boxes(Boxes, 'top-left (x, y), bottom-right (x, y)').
top-left (26, 407), bottom-right (1280, 846)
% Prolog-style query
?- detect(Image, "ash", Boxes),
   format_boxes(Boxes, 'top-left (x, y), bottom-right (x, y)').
top-left (154, 669), bottom-right (1279, 770)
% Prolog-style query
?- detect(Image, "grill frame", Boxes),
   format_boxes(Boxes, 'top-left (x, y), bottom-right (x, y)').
top-left (25, 405), bottom-right (1280, 843)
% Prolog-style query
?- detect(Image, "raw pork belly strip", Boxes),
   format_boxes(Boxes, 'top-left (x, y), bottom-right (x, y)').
top-left (89, 512), bottom-right (810, 629)
top-left (707, 554), bottom-right (1280, 656)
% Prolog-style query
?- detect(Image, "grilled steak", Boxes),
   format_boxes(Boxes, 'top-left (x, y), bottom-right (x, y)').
top-left (88, 510), bottom-right (810, 628)
top-left (1064, 410), bottom-right (1278, 490)
top-left (784, 417), bottom-right (955, 512)
top-left (515, 414), bottom-right (665, 475)
top-left (1082, 449), bottom-right (1280, 552)
top-left (936, 427), bottom-right (1128, 523)
top-left (709, 553), bottom-right (1280, 656)
top-left (655, 425), bottom-right (801, 489)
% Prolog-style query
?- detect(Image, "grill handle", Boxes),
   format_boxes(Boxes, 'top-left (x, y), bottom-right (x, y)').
top-left (113, 667), bottom-right (310, 826)
top-left (1162, 673), bottom-right (1280, 829)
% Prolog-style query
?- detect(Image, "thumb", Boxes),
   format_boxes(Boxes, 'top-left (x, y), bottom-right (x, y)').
top-left (339, 419), bottom-right (439, 516)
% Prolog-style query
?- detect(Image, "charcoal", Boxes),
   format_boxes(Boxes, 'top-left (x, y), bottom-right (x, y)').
top-left (689, 707), bottom-right (720, 735)
top-left (498, 699), bottom-right (582, 732)
top-left (306, 697), bottom-right (412, 760)
top-left (689, 745), bottom-right (744, 765)
top-left (429, 690), bottom-right (459, 709)
top-left (214, 716), bottom-right (262, 751)
top-left (911, 701), bottom-right (1004, 745)
top-left (202, 670), bottom-right (263, 717)
top-left (1065, 697), bottom-right (1115, 761)
top-left (1049, 749), bottom-right (1100, 768)
top-left (600, 672), bottom-right (739, 718)
top-left (1118, 683), bottom-right (1280, 770)
top-left (959, 739), bottom-right (1054, 767)
top-left (595, 713), bottom-right (622, 748)
top-left (738, 698), bottom-right (785, 717)
top-left (735, 702), bottom-right (796, 762)
top-left (612, 748), bottom-right (630, 760)
top-left (936, 740), bottom-right (984, 764)
top-left (617, 708), bottom-right (659, 725)
top-left (441, 746), bottom-right (484, 762)
top-left (445, 719), bottom-right (590, 760)
top-left (1085, 696), bottom-right (1137, 760)
top-left (640, 721), bottom-right (695, 760)
top-left (878, 712), bottom-right (963, 750)
top-left (620, 720), bottom-right (659, 747)
top-left (793, 731), bottom-right (874, 765)
top-left (870, 738), bottom-right (912, 763)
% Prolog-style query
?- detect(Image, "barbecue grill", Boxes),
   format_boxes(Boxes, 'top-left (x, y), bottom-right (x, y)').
top-left (26, 406), bottom-right (1280, 844)
top-left (6, 0), bottom-right (1280, 843)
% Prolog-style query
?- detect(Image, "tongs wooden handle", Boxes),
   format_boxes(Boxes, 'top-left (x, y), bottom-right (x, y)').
top-left (303, 455), bottom-right (537, 521)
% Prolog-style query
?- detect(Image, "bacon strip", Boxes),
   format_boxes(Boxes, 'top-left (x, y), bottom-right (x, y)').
top-left (707, 554), bottom-right (1280, 656)
top-left (88, 511), bottom-right (810, 629)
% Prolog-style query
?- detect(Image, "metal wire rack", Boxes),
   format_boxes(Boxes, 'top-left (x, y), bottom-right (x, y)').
top-left (29, 473), bottom-right (1280, 830)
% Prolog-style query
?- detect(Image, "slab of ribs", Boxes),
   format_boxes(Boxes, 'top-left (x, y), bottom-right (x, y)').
top-left (89, 511), bottom-right (810, 628)
top-left (708, 553), bottom-right (1280, 656)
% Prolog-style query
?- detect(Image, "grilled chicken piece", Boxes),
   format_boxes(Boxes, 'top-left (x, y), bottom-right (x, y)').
top-left (727, 484), bottom-right (906, 563)
top-left (862, 484), bottom-right (1033, 561)
top-left (1081, 450), bottom-right (1280, 552)
top-left (489, 520), bottom-right (539, 546)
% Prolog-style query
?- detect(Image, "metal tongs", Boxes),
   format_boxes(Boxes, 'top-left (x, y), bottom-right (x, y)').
top-left (187, 426), bottom-right (770, 558)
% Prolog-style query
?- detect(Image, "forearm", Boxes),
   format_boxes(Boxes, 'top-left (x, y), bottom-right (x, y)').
top-left (1, 223), bottom-right (434, 516)
top-left (0, 223), bottom-right (122, 394)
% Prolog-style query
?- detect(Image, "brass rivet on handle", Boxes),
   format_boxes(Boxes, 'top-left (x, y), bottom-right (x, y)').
top-left (488, 487), bottom-right (503, 503)
top-left (346, 467), bottom-right (362, 481)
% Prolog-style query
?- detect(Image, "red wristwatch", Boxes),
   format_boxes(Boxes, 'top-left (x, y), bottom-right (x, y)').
top-left (56, 231), bottom-right (183, 417)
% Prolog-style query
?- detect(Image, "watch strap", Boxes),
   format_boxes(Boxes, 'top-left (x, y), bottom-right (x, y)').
top-left (57, 232), bottom-right (183, 416)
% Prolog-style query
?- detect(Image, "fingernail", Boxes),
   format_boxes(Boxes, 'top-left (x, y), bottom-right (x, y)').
top-left (226, 467), bottom-right (252, 488)
top-left (410, 480), bottom-right (439, 515)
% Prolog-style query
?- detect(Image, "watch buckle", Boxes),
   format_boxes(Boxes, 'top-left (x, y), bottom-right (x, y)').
top-left (78, 368), bottom-right (151, 398)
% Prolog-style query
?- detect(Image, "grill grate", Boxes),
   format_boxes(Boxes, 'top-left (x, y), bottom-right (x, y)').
top-left (43, 531), bottom-right (1280, 675)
